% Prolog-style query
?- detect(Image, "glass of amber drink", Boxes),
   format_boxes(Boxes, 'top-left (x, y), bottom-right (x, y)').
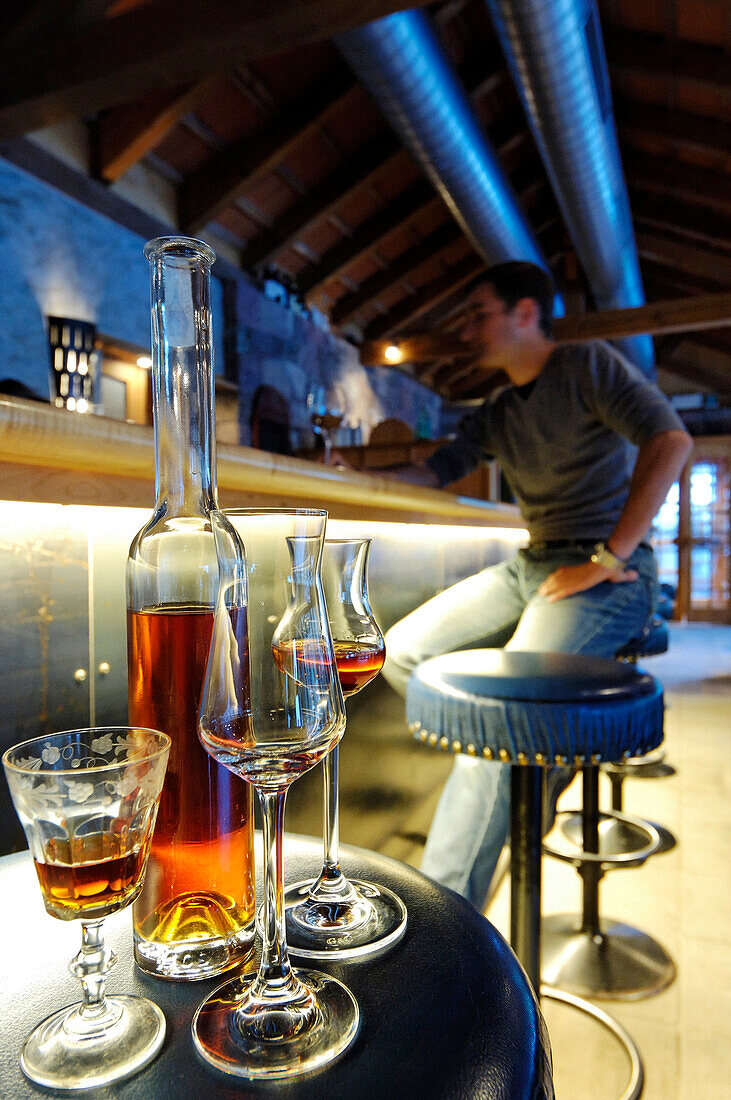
top-left (283, 539), bottom-right (407, 959)
top-left (3, 726), bottom-right (169, 1090)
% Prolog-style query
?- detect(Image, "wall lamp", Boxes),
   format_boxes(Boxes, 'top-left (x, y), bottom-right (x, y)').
top-left (48, 317), bottom-right (96, 413)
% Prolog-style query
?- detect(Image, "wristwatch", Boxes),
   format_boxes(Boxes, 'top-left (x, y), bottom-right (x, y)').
top-left (590, 542), bottom-right (628, 571)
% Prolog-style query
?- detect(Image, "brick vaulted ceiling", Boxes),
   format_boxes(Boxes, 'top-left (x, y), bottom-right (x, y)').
top-left (0, 0), bottom-right (729, 404)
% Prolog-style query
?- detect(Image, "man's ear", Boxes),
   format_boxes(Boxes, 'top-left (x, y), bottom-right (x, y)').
top-left (515, 297), bottom-right (540, 330)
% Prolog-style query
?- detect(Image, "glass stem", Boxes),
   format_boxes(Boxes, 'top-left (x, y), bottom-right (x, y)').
top-left (69, 920), bottom-right (117, 1019)
top-left (258, 788), bottom-right (291, 984)
top-left (322, 744), bottom-right (342, 880)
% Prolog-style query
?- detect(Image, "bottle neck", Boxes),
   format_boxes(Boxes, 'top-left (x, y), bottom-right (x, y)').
top-left (149, 249), bottom-right (218, 517)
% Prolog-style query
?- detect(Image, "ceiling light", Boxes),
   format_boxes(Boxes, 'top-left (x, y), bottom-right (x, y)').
top-left (384, 344), bottom-right (402, 363)
top-left (137, 356), bottom-right (152, 369)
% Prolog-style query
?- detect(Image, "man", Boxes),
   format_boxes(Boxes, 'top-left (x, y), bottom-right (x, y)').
top-left (382, 261), bottom-right (692, 909)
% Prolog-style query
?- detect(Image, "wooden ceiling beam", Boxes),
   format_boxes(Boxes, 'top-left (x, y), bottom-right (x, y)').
top-left (300, 181), bottom-right (439, 296)
top-left (283, 58), bottom-right (512, 295)
top-left (361, 332), bottom-right (473, 367)
top-left (94, 78), bottom-right (215, 182)
top-left (630, 189), bottom-right (731, 254)
top-left (637, 231), bottom-right (731, 288)
top-left (241, 134), bottom-right (403, 271)
top-left (616, 99), bottom-right (731, 162)
top-left (330, 222), bottom-right (464, 326)
top-left (626, 152), bottom-right (731, 215)
top-left (0, 0), bottom-right (432, 140)
top-left (362, 291), bottom-right (731, 365)
top-left (642, 264), bottom-right (728, 300)
top-left (657, 356), bottom-right (730, 400)
top-left (603, 26), bottom-right (731, 93)
top-left (180, 68), bottom-right (355, 235)
top-left (364, 255), bottom-right (485, 340)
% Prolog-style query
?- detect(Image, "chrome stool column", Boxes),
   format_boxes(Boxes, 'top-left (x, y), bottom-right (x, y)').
top-left (407, 650), bottom-right (667, 1100)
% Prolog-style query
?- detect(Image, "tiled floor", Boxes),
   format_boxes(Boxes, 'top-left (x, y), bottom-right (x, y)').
top-left (290, 622), bottom-right (731, 1100)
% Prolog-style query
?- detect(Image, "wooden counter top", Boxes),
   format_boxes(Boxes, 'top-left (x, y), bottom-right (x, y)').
top-left (0, 399), bottom-right (523, 528)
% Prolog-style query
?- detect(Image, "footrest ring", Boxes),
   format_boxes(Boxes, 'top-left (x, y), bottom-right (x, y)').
top-left (541, 987), bottom-right (644, 1100)
top-left (544, 809), bottom-right (659, 868)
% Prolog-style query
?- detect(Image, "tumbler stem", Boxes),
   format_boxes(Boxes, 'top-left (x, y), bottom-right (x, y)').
top-left (258, 789), bottom-right (291, 984)
top-left (69, 920), bottom-right (117, 1020)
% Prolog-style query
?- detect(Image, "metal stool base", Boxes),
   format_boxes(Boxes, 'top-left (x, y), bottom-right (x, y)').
top-left (559, 811), bottom-right (677, 858)
top-left (541, 914), bottom-right (676, 1001)
top-left (541, 987), bottom-right (644, 1100)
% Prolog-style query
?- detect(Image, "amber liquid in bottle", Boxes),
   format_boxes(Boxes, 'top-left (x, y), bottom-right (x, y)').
top-left (130, 236), bottom-right (255, 979)
top-left (128, 606), bottom-right (254, 972)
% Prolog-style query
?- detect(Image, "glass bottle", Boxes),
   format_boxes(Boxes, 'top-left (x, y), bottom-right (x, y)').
top-left (127, 236), bottom-right (255, 980)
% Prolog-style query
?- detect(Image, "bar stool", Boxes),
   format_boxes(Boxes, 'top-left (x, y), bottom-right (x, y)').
top-left (608, 615), bottom-right (678, 855)
top-left (407, 649), bottom-right (666, 1100)
top-left (556, 620), bottom-right (677, 910)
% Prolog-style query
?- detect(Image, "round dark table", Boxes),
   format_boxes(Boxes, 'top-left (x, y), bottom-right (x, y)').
top-left (0, 837), bottom-right (553, 1099)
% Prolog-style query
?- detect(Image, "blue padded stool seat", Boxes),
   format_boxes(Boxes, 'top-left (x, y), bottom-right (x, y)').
top-left (407, 650), bottom-right (664, 766)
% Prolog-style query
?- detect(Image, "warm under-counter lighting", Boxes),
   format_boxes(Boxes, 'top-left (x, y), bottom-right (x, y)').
top-left (136, 356), bottom-right (152, 369)
top-left (384, 344), bottom-right (402, 363)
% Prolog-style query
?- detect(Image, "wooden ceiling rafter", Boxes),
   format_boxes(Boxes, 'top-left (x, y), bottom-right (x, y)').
top-left (0, 0), bottom-right (433, 140)
top-left (637, 231), bottom-right (731, 289)
top-left (240, 133), bottom-right (404, 271)
top-left (330, 221), bottom-right (465, 326)
top-left (94, 77), bottom-right (217, 182)
top-left (180, 68), bottom-right (357, 234)
top-left (602, 25), bottom-right (731, 94)
top-left (253, 53), bottom-right (519, 302)
top-left (629, 191), bottom-right (731, 255)
top-left (364, 254), bottom-right (485, 340)
top-left (362, 291), bottom-right (731, 366)
top-left (657, 356), bottom-right (731, 401)
top-left (616, 98), bottom-right (731, 164)
top-left (626, 151), bottom-right (731, 215)
top-left (300, 180), bottom-right (440, 295)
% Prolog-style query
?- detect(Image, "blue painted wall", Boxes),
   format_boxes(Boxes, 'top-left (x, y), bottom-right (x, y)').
top-left (0, 155), bottom-right (442, 440)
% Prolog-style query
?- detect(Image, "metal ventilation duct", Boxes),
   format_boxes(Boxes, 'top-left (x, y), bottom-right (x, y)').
top-left (336, 11), bottom-right (561, 310)
top-left (483, 0), bottom-right (654, 375)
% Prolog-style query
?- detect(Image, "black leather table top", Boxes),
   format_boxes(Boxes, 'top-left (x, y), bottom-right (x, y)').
top-left (0, 837), bottom-right (553, 1100)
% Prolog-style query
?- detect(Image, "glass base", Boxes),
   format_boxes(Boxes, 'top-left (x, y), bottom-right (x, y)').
top-left (192, 968), bottom-right (359, 1080)
top-left (20, 995), bottom-right (165, 1090)
top-left (282, 878), bottom-right (407, 961)
top-left (134, 913), bottom-right (255, 981)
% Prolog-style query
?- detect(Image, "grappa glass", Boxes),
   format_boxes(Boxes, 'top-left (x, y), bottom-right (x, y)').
top-left (3, 726), bottom-right (170, 1090)
top-left (192, 509), bottom-right (359, 1080)
top-left (283, 538), bottom-right (407, 960)
top-left (307, 384), bottom-right (344, 463)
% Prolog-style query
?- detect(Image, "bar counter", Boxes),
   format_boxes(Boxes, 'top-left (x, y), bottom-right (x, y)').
top-left (0, 398), bottom-right (522, 528)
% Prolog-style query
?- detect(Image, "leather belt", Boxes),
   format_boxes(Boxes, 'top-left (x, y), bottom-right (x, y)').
top-left (527, 539), bottom-right (597, 552)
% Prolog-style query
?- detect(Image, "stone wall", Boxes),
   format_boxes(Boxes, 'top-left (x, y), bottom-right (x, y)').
top-left (0, 154), bottom-right (443, 443)
top-left (230, 278), bottom-right (442, 448)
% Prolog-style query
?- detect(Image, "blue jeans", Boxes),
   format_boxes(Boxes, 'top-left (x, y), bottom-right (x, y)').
top-left (383, 541), bottom-right (658, 909)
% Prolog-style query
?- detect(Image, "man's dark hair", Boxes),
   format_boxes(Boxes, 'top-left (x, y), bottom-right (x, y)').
top-left (465, 262), bottom-right (556, 337)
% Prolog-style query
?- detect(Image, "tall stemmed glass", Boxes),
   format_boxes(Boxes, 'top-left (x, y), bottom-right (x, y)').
top-left (2, 727), bottom-right (170, 1090)
top-left (283, 538), bottom-right (407, 960)
top-left (192, 509), bottom-right (359, 1080)
top-left (307, 385), bottom-right (344, 464)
